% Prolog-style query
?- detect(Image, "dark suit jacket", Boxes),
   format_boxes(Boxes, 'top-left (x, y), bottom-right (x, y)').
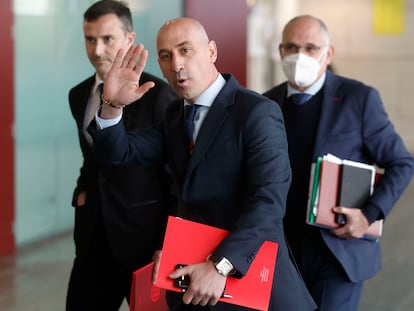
top-left (89, 74), bottom-right (316, 310)
top-left (69, 72), bottom-right (178, 270)
top-left (263, 70), bottom-right (414, 282)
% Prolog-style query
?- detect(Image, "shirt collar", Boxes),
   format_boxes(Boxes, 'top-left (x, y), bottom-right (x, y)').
top-left (287, 72), bottom-right (326, 97)
top-left (184, 73), bottom-right (226, 107)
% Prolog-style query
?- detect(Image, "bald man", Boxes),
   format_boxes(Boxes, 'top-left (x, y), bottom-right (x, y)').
top-left (263, 15), bottom-right (414, 310)
top-left (89, 17), bottom-right (316, 310)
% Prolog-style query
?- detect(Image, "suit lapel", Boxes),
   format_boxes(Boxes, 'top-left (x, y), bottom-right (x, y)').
top-left (184, 76), bottom-right (235, 179)
top-left (275, 83), bottom-right (289, 110)
top-left (190, 99), bottom-right (229, 165)
top-left (76, 76), bottom-right (95, 122)
top-left (313, 72), bottom-right (344, 157)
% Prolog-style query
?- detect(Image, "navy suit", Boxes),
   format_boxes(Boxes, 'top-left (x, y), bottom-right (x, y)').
top-left (67, 72), bottom-right (177, 309)
top-left (263, 70), bottom-right (414, 309)
top-left (89, 74), bottom-right (316, 311)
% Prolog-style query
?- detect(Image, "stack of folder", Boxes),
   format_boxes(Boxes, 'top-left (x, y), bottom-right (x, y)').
top-left (306, 154), bottom-right (383, 241)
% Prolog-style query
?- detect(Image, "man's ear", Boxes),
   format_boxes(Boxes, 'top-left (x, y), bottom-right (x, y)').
top-left (127, 31), bottom-right (136, 45)
top-left (278, 43), bottom-right (284, 60)
top-left (326, 45), bottom-right (335, 64)
top-left (208, 40), bottom-right (218, 63)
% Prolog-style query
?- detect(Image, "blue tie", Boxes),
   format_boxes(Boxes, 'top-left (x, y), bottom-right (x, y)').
top-left (291, 93), bottom-right (312, 105)
top-left (184, 104), bottom-right (200, 152)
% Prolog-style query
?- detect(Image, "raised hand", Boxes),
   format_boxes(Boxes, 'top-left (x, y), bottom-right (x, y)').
top-left (101, 44), bottom-right (155, 116)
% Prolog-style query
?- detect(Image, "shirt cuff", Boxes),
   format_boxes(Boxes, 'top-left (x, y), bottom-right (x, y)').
top-left (95, 106), bottom-right (123, 129)
top-left (361, 205), bottom-right (383, 224)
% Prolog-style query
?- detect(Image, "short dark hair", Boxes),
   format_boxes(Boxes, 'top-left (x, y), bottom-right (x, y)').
top-left (83, 0), bottom-right (133, 33)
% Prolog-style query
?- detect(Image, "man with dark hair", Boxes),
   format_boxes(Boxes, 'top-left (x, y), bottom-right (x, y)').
top-left (66, 1), bottom-right (177, 309)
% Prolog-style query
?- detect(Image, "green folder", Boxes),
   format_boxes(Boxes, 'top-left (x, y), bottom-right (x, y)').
top-left (307, 156), bottom-right (323, 224)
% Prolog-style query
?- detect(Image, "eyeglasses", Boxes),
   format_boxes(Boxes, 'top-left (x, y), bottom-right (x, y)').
top-left (280, 43), bottom-right (326, 56)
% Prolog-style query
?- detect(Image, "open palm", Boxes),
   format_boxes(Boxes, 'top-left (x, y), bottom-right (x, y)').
top-left (103, 44), bottom-right (155, 107)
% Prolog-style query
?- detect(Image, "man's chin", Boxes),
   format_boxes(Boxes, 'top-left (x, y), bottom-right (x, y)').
top-left (95, 67), bottom-right (109, 80)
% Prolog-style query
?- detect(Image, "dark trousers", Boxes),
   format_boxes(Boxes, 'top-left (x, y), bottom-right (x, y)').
top-left (293, 231), bottom-right (363, 311)
top-left (66, 222), bottom-right (132, 310)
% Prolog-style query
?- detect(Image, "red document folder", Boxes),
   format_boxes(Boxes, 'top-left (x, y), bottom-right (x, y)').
top-left (314, 158), bottom-right (342, 228)
top-left (154, 216), bottom-right (278, 311)
top-left (130, 262), bottom-right (168, 311)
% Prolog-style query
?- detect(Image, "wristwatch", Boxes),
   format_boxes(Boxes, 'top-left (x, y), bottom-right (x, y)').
top-left (210, 256), bottom-right (234, 277)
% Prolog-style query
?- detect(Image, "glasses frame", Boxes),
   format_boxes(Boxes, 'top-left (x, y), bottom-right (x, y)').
top-left (280, 43), bottom-right (327, 57)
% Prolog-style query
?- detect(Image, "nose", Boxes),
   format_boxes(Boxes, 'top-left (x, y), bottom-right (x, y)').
top-left (171, 54), bottom-right (184, 73)
top-left (93, 40), bottom-right (105, 57)
top-left (296, 46), bottom-right (308, 54)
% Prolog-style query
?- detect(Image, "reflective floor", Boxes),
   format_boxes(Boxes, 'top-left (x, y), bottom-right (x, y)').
top-left (0, 180), bottom-right (413, 311)
top-left (0, 232), bottom-right (129, 311)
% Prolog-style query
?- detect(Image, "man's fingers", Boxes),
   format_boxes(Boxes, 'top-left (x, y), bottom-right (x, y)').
top-left (120, 45), bottom-right (138, 68)
top-left (114, 48), bottom-right (125, 68)
top-left (120, 44), bottom-right (146, 70)
top-left (134, 47), bottom-right (148, 74)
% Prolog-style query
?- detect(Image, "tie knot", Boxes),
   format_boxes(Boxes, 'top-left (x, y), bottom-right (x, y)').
top-left (184, 104), bottom-right (201, 152)
top-left (291, 93), bottom-right (312, 105)
top-left (98, 83), bottom-right (104, 95)
top-left (184, 104), bottom-right (200, 122)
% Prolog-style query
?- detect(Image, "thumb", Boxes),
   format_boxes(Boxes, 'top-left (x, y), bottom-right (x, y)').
top-left (332, 205), bottom-right (349, 214)
top-left (138, 81), bottom-right (155, 93)
top-left (169, 264), bottom-right (189, 279)
top-left (152, 250), bottom-right (162, 284)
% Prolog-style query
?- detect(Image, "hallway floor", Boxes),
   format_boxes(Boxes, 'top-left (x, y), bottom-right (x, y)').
top-left (1, 180), bottom-right (413, 311)
top-left (0, 232), bottom-right (129, 311)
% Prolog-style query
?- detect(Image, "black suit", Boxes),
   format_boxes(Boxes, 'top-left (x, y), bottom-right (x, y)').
top-left (89, 74), bottom-right (316, 310)
top-left (66, 72), bottom-right (178, 310)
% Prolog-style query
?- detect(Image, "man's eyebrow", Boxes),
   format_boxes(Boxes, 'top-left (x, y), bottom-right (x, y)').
top-left (157, 48), bottom-right (169, 55)
top-left (176, 41), bottom-right (191, 47)
top-left (84, 34), bottom-right (113, 39)
top-left (158, 41), bottom-right (192, 55)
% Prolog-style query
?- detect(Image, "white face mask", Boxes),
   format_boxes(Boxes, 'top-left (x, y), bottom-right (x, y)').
top-left (282, 50), bottom-right (326, 87)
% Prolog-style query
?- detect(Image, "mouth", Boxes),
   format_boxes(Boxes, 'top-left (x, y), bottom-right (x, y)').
top-left (176, 74), bottom-right (189, 88)
top-left (94, 57), bottom-right (108, 66)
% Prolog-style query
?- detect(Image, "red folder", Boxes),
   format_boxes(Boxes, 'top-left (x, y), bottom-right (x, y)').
top-left (130, 262), bottom-right (168, 311)
top-left (314, 158), bottom-right (342, 228)
top-left (154, 216), bottom-right (278, 311)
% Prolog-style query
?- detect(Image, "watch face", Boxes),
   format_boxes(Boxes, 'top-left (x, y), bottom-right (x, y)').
top-left (215, 258), bottom-right (233, 276)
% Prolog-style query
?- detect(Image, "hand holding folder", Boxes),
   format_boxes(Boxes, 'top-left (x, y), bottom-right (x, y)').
top-left (306, 154), bottom-right (383, 240)
top-left (154, 216), bottom-right (278, 311)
